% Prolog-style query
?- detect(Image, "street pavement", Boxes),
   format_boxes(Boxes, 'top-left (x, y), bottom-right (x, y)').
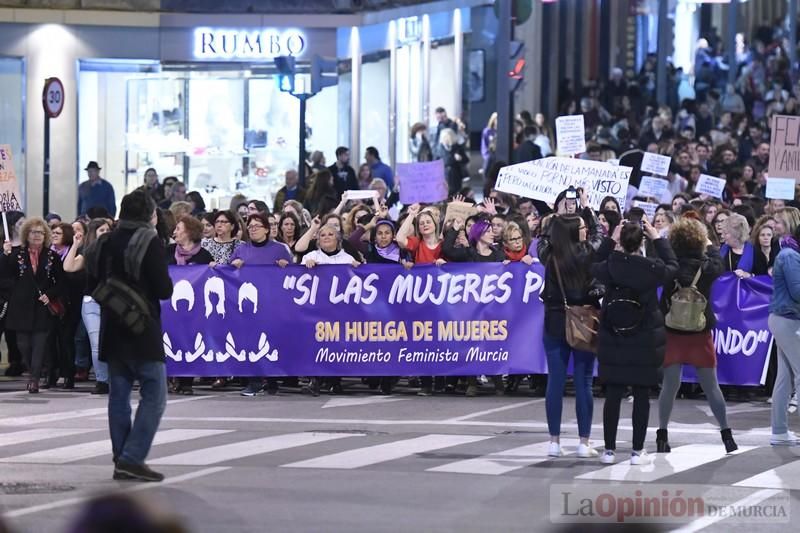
top-left (0, 377), bottom-right (797, 533)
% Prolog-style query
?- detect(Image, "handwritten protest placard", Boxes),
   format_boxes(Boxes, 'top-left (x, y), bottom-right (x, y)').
top-left (634, 200), bottom-right (658, 221)
top-left (770, 114), bottom-right (800, 182)
top-left (495, 157), bottom-right (632, 211)
top-left (555, 115), bottom-right (586, 155)
top-left (0, 145), bottom-right (22, 212)
top-left (444, 201), bottom-right (478, 225)
top-left (345, 190), bottom-right (379, 201)
top-left (695, 174), bottom-right (726, 199)
top-left (637, 176), bottom-right (669, 200)
top-left (766, 177), bottom-right (796, 200)
top-left (641, 152), bottom-right (672, 176)
top-left (397, 160), bottom-right (448, 204)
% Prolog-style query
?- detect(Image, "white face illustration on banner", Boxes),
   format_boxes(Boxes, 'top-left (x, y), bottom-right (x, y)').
top-left (238, 282), bottom-right (258, 313)
top-left (171, 280), bottom-right (196, 312)
top-left (204, 277), bottom-right (226, 318)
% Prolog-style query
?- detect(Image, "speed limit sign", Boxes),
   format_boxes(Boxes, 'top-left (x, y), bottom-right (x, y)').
top-left (42, 78), bottom-right (65, 118)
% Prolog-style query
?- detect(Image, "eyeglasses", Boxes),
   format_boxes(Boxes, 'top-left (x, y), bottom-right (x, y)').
top-left (29, 230), bottom-right (45, 236)
top-left (248, 225), bottom-right (266, 230)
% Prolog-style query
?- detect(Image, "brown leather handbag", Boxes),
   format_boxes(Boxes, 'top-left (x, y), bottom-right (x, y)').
top-left (552, 260), bottom-right (600, 353)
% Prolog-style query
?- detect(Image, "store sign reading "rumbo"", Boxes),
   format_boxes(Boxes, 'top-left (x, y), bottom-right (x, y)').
top-left (193, 27), bottom-right (306, 60)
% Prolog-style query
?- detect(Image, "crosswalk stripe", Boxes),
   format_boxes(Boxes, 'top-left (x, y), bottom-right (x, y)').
top-left (0, 428), bottom-right (99, 448)
top-left (282, 434), bottom-right (493, 470)
top-left (426, 439), bottom-right (582, 475)
top-left (575, 444), bottom-right (754, 482)
top-left (150, 432), bottom-right (363, 466)
top-left (733, 459), bottom-right (800, 490)
top-left (0, 429), bottom-right (232, 464)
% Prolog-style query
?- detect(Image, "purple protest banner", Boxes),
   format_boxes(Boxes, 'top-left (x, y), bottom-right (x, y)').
top-left (397, 160), bottom-right (449, 204)
top-left (682, 273), bottom-right (774, 386)
top-left (163, 262), bottom-right (547, 377)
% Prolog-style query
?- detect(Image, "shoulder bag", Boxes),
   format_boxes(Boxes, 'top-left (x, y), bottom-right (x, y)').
top-left (553, 259), bottom-right (600, 353)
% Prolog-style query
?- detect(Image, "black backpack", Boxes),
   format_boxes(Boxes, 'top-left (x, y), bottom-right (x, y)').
top-left (603, 285), bottom-right (645, 336)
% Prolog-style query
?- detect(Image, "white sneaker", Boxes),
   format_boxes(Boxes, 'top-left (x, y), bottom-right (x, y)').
top-left (600, 450), bottom-right (616, 464)
top-left (630, 449), bottom-right (652, 465)
top-left (576, 443), bottom-right (599, 458)
top-left (791, 393), bottom-right (797, 407)
top-left (548, 442), bottom-right (563, 457)
top-left (770, 432), bottom-right (800, 446)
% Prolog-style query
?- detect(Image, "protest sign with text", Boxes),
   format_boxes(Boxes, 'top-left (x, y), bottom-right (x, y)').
top-left (637, 176), bottom-right (669, 200)
top-left (640, 152), bottom-right (672, 176)
top-left (0, 145), bottom-right (22, 212)
top-left (397, 160), bottom-right (448, 204)
top-left (555, 115), bottom-right (586, 155)
top-left (766, 177), bottom-right (796, 200)
top-left (695, 174), bottom-right (726, 199)
top-left (444, 201), bottom-right (478, 225)
top-left (769, 114), bottom-right (800, 182)
top-left (495, 157), bottom-right (632, 211)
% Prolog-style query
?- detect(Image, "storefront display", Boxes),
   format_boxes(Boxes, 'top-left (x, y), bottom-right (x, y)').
top-left (0, 57), bottom-right (25, 207)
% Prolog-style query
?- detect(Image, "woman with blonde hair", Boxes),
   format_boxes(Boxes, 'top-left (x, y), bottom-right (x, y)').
top-left (656, 217), bottom-right (736, 453)
top-left (720, 214), bottom-right (754, 278)
top-left (773, 207), bottom-right (800, 239)
top-left (1, 217), bottom-right (64, 393)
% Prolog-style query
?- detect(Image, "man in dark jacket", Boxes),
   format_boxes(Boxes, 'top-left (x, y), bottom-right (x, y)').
top-left (512, 126), bottom-right (544, 164)
top-left (273, 169), bottom-right (306, 212)
top-left (327, 146), bottom-right (359, 200)
top-left (88, 190), bottom-right (173, 482)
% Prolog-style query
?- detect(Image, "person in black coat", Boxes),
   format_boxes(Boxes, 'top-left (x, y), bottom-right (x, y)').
top-left (86, 190), bottom-right (173, 482)
top-left (591, 218), bottom-right (678, 466)
top-left (1, 217), bottom-right (64, 393)
top-left (166, 215), bottom-right (212, 396)
top-left (512, 126), bottom-right (544, 164)
top-left (656, 217), bottom-right (736, 454)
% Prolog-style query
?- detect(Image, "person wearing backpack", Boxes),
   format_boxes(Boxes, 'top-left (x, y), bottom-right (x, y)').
top-left (656, 217), bottom-right (737, 454)
top-left (591, 219), bottom-right (679, 466)
top-left (537, 214), bottom-right (612, 458)
top-left (86, 190), bottom-right (174, 482)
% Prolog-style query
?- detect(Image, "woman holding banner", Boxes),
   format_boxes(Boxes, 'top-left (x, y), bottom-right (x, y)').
top-left (720, 214), bottom-right (754, 278)
top-left (655, 217), bottom-right (737, 454)
top-left (537, 215), bottom-right (605, 458)
top-left (591, 219), bottom-right (678, 465)
top-left (768, 222), bottom-right (800, 445)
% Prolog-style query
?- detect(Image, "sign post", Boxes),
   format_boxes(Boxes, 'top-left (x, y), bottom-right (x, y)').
top-left (42, 77), bottom-right (64, 216)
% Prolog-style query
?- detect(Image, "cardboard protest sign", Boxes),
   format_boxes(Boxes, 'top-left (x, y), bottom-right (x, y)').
top-left (0, 145), bottom-right (22, 212)
top-left (766, 177), bottom-right (796, 200)
top-left (397, 160), bottom-right (448, 204)
top-left (769, 114), bottom-right (800, 182)
top-left (495, 157), bottom-right (632, 211)
top-left (634, 200), bottom-right (658, 221)
top-left (444, 201), bottom-right (479, 225)
top-left (695, 174), bottom-right (726, 199)
top-left (640, 152), bottom-right (672, 176)
top-left (555, 115), bottom-right (586, 155)
top-left (345, 190), bottom-right (379, 201)
top-left (637, 176), bottom-right (669, 200)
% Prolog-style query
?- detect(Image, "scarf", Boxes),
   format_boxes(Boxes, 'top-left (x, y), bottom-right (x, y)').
top-left (720, 241), bottom-right (754, 272)
top-left (781, 235), bottom-right (800, 253)
top-left (174, 242), bottom-right (202, 265)
top-left (29, 247), bottom-right (41, 274)
top-left (372, 220), bottom-right (400, 262)
top-left (504, 247), bottom-right (527, 262)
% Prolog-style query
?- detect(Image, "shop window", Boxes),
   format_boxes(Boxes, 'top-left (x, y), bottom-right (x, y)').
top-left (0, 57), bottom-right (25, 206)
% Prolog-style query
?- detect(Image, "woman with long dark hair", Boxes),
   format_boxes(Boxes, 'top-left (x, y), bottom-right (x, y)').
top-left (592, 219), bottom-right (678, 465)
top-left (537, 215), bottom-right (605, 457)
top-left (304, 169), bottom-right (339, 216)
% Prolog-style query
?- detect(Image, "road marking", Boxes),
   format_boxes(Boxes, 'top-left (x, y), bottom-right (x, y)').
top-left (696, 403), bottom-right (770, 417)
top-left (427, 438), bottom-right (580, 475)
top-left (2, 467), bottom-right (231, 518)
top-left (575, 444), bottom-right (754, 482)
top-left (150, 431), bottom-right (363, 466)
top-left (444, 399), bottom-right (545, 422)
top-left (669, 489), bottom-right (783, 532)
top-left (734, 458), bottom-right (800, 490)
top-left (0, 395), bottom-right (212, 427)
top-left (0, 428), bottom-right (99, 448)
top-left (159, 416), bottom-right (774, 436)
top-left (0, 429), bottom-right (231, 464)
top-left (322, 396), bottom-right (408, 409)
top-left (282, 434), bottom-right (492, 470)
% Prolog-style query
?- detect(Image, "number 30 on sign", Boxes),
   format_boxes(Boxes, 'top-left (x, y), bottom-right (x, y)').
top-left (42, 78), bottom-right (65, 118)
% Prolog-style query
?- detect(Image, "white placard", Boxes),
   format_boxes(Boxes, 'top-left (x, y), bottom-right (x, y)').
top-left (344, 190), bottom-right (379, 201)
top-left (640, 152), bottom-right (672, 176)
top-left (766, 177), bottom-right (796, 200)
top-left (555, 115), bottom-right (586, 155)
top-left (495, 157), bottom-right (632, 211)
top-left (1, 212), bottom-right (8, 241)
top-left (634, 200), bottom-right (658, 221)
top-left (637, 176), bottom-right (669, 201)
top-left (695, 174), bottom-right (726, 199)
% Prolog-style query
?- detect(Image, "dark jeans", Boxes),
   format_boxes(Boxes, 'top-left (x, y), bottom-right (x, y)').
top-left (73, 318), bottom-right (91, 370)
top-left (49, 313), bottom-right (78, 380)
top-left (603, 384), bottom-right (650, 452)
top-left (16, 331), bottom-right (49, 381)
top-left (1, 325), bottom-right (22, 368)
top-left (108, 358), bottom-right (167, 465)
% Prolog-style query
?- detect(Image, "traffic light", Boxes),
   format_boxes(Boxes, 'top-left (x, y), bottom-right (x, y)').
top-left (508, 40), bottom-right (525, 92)
top-left (311, 55), bottom-right (338, 94)
top-left (274, 55), bottom-right (296, 93)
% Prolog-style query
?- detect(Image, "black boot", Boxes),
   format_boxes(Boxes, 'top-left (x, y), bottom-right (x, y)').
top-left (721, 428), bottom-right (738, 453)
top-left (656, 428), bottom-right (671, 453)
